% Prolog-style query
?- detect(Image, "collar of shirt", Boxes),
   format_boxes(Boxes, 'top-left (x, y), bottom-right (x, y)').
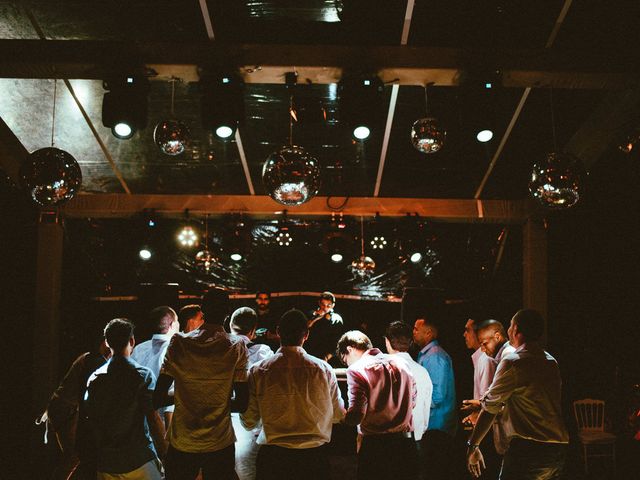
top-left (471, 347), bottom-right (483, 365)
top-left (151, 333), bottom-right (172, 342)
top-left (276, 346), bottom-right (305, 354)
top-left (494, 342), bottom-right (513, 363)
top-left (417, 340), bottom-right (439, 357)
top-left (394, 351), bottom-right (414, 364)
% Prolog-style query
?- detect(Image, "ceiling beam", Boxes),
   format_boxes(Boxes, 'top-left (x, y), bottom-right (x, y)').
top-left (0, 116), bottom-right (28, 183)
top-left (0, 41), bottom-right (637, 89)
top-left (61, 193), bottom-right (533, 223)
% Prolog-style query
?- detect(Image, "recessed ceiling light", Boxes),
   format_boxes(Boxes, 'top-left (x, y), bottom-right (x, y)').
top-left (353, 126), bottom-right (370, 140)
top-left (476, 129), bottom-right (494, 143)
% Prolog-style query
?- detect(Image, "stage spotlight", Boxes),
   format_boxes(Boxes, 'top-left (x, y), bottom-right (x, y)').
top-left (230, 252), bottom-right (243, 261)
top-left (139, 248), bottom-right (152, 260)
top-left (339, 74), bottom-right (384, 141)
top-left (177, 225), bottom-right (199, 248)
top-left (102, 76), bottom-right (149, 139)
top-left (370, 236), bottom-right (387, 250)
top-left (201, 73), bottom-right (245, 140)
top-left (476, 129), bottom-right (494, 143)
top-left (276, 229), bottom-right (293, 247)
top-left (410, 252), bottom-right (423, 263)
top-left (331, 253), bottom-right (344, 263)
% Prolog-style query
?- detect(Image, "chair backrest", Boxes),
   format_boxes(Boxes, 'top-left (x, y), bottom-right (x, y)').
top-left (573, 398), bottom-right (606, 432)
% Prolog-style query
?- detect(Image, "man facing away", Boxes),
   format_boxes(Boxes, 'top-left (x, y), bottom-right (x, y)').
top-left (240, 309), bottom-right (345, 480)
top-left (412, 315), bottom-right (457, 480)
top-left (178, 304), bottom-right (204, 334)
top-left (131, 306), bottom-right (180, 428)
top-left (466, 309), bottom-right (569, 479)
top-left (229, 307), bottom-right (274, 480)
top-left (154, 288), bottom-right (249, 480)
top-left (338, 330), bottom-right (418, 480)
top-left (84, 319), bottom-right (167, 480)
top-left (384, 321), bottom-right (433, 443)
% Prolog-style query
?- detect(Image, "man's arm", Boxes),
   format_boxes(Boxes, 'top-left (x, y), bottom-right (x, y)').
top-left (231, 342), bottom-right (250, 413)
top-left (144, 406), bottom-right (168, 458)
top-left (239, 371), bottom-right (260, 429)
top-left (421, 354), bottom-right (446, 408)
top-left (153, 373), bottom-right (175, 409)
top-left (344, 370), bottom-right (367, 426)
top-left (328, 368), bottom-right (346, 423)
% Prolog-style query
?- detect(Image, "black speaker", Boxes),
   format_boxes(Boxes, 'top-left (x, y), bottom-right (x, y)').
top-left (400, 287), bottom-right (445, 324)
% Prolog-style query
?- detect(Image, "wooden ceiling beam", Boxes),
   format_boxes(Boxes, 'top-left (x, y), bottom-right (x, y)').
top-left (61, 193), bottom-right (533, 223)
top-left (0, 116), bottom-right (28, 183)
top-left (0, 40), bottom-right (637, 89)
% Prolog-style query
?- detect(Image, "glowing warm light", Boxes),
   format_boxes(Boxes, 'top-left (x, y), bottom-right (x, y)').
top-left (178, 226), bottom-right (198, 247)
top-left (331, 253), bottom-right (343, 263)
top-left (476, 129), bottom-right (493, 143)
top-left (139, 248), bottom-right (152, 260)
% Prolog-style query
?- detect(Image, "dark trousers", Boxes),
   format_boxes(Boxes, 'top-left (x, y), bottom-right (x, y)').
top-left (500, 438), bottom-right (567, 480)
top-left (165, 444), bottom-right (237, 480)
top-left (417, 429), bottom-right (453, 480)
top-left (255, 444), bottom-right (330, 480)
top-left (358, 433), bottom-right (419, 480)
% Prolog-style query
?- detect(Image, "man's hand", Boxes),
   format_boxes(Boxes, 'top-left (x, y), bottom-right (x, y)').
top-left (462, 411), bottom-right (479, 429)
top-left (466, 446), bottom-right (485, 478)
top-left (461, 399), bottom-right (481, 412)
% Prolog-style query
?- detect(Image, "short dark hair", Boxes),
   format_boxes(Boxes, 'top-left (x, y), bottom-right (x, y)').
top-left (417, 315), bottom-right (440, 336)
top-left (230, 307), bottom-right (258, 335)
top-left (255, 291), bottom-right (271, 299)
top-left (320, 291), bottom-right (335, 304)
top-left (476, 319), bottom-right (506, 337)
top-left (178, 304), bottom-right (201, 331)
top-left (201, 288), bottom-right (229, 325)
top-left (513, 309), bottom-right (545, 341)
top-left (336, 330), bottom-right (373, 358)
top-left (149, 306), bottom-right (177, 334)
top-left (278, 309), bottom-right (308, 346)
top-left (104, 318), bottom-right (134, 351)
top-left (385, 321), bottom-right (412, 352)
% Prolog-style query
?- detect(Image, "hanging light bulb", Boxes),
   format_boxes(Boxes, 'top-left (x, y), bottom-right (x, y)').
top-left (154, 79), bottom-right (190, 156)
top-left (411, 84), bottom-right (446, 154)
top-left (529, 152), bottom-right (584, 209)
top-left (20, 79), bottom-right (82, 206)
top-left (262, 73), bottom-right (321, 206)
top-left (351, 216), bottom-right (376, 279)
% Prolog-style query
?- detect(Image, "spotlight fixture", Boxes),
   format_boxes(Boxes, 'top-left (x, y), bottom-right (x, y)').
top-left (201, 73), bottom-right (245, 139)
top-left (276, 228), bottom-right (293, 247)
top-left (370, 236), bottom-right (387, 250)
top-left (225, 215), bottom-right (250, 261)
top-left (139, 248), bottom-right (152, 260)
top-left (339, 74), bottom-right (384, 141)
top-left (230, 252), bottom-right (243, 261)
top-left (410, 252), bottom-right (423, 263)
top-left (178, 226), bottom-right (199, 247)
top-left (102, 76), bottom-right (150, 139)
top-left (476, 129), bottom-right (494, 143)
top-left (331, 253), bottom-right (344, 263)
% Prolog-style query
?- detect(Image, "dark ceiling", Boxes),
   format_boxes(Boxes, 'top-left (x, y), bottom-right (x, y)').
top-left (0, 1), bottom-right (639, 202)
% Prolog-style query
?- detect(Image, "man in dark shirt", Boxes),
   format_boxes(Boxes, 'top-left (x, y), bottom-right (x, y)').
top-left (305, 291), bottom-right (345, 362)
top-left (85, 318), bottom-right (167, 479)
top-left (253, 291), bottom-right (280, 351)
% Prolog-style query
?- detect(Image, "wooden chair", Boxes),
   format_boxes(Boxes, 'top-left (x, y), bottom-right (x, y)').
top-left (573, 399), bottom-right (616, 475)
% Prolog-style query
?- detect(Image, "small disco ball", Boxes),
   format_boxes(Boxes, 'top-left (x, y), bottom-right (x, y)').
top-left (262, 145), bottom-right (321, 206)
top-left (410, 117), bottom-right (446, 154)
top-left (19, 147), bottom-right (82, 206)
top-left (351, 255), bottom-right (376, 279)
top-left (529, 152), bottom-right (584, 209)
top-left (153, 120), bottom-right (190, 156)
top-left (195, 249), bottom-right (216, 272)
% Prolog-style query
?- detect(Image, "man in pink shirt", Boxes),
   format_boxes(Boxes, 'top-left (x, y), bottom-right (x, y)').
top-left (337, 330), bottom-right (418, 480)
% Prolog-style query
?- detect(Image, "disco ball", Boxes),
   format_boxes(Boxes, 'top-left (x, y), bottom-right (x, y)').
top-left (153, 120), bottom-right (190, 156)
top-left (351, 255), bottom-right (376, 279)
top-left (411, 117), bottom-right (446, 154)
top-left (262, 145), bottom-right (321, 206)
top-left (529, 152), bottom-right (584, 209)
top-left (195, 249), bottom-right (216, 272)
top-left (19, 147), bottom-right (82, 206)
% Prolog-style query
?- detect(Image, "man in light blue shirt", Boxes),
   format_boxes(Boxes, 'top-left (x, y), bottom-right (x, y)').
top-left (413, 316), bottom-right (456, 480)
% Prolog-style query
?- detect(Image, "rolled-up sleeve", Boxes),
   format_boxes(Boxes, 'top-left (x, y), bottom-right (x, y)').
top-left (345, 370), bottom-right (367, 425)
top-left (481, 359), bottom-right (517, 414)
top-left (328, 368), bottom-right (346, 423)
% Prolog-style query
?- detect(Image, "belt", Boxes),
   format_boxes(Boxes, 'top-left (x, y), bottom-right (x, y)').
top-left (364, 431), bottom-right (414, 440)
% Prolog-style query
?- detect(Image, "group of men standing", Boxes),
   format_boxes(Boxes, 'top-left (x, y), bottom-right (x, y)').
top-left (45, 289), bottom-right (569, 480)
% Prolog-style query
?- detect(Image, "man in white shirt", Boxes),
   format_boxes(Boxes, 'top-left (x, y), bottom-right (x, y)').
top-left (384, 321), bottom-right (432, 441)
top-left (229, 307), bottom-right (274, 480)
top-left (241, 309), bottom-right (345, 480)
top-left (463, 318), bottom-right (496, 414)
top-left (154, 288), bottom-right (249, 480)
top-left (131, 306), bottom-right (179, 428)
top-left (466, 309), bottom-right (569, 479)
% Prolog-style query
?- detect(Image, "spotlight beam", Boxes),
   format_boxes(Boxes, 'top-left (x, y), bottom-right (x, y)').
top-left (235, 127), bottom-right (255, 195)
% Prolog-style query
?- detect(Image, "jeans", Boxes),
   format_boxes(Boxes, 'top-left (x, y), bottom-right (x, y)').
top-left (500, 438), bottom-right (567, 480)
top-left (358, 432), bottom-right (419, 480)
